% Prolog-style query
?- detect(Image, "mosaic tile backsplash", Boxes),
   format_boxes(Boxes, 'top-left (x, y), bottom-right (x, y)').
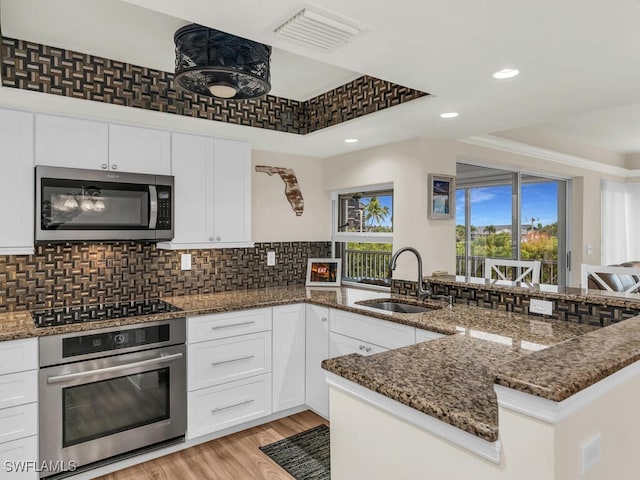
top-left (391, 279), bottom-right (640, 327)
top-left (0, 241), bottom-right (331, 312)
top-left (0, 37), bottom-right (428, 135)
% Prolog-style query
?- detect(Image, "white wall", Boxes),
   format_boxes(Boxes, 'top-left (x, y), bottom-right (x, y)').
top-left (252, 150), bottom-right (331, 242)
top-left (322, 137), bottom-right (457, 281)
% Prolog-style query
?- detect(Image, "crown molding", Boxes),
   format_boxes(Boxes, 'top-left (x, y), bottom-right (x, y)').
top-left (459, 135), bottom-right (640, 179)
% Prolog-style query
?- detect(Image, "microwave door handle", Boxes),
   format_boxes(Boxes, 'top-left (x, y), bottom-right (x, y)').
top-left (149, 185), bottom-right (158, 229)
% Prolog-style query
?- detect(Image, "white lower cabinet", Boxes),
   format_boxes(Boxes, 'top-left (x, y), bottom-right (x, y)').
top-left (187, 374), bottom-right (272, 440)
top-left (0, 435), bottom-right (38, 480)
top-left (329, 309), bottom-right (416, 349)
top-left (305, 305), bottom-right (330, 418)
top-left (272, 304), bottom-right (306, 412)
top-left (416, 328), bottom-right (446, 343)
top-left (186, 310), bottom-right (273, 440)
top-left (188, 331), bottom-right (272, 391)
top-left (329, 332), bottom-right (388, 357)
top-left (0, 338), bottom-right (38, 480)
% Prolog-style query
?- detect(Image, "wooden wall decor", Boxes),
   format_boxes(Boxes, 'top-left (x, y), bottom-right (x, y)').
top-left (255, 165), bottom-right (304, 216)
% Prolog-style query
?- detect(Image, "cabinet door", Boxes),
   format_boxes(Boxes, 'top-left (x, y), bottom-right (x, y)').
top-left (305, 304), bottom-right (330, 418)
top-left (0, 109), bottom-right (34, 254)
top-left (272, 304), bottom-right (306, 412)
top-left (35, 114), bottom-right (108, 169)
top-left (329, 332), bottom-right (388, 357)
top-left (169, 133), bottom-right (214, 245)
top-left (108, 124), bottom-right (171, 175)
top-left (415, 328), bottom-right (446, 342)
top-left (212, 139), bottom-right (251, 244)
top-left (0, 435), bottom-right (38, 480)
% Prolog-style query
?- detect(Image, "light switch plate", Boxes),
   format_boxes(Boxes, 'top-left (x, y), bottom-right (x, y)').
top-left (181, 253), bottom-right (192, 271)
top-left (530, 298), bottom-right (553, 316)
top-left (267, 251), bottom-right (276, 266)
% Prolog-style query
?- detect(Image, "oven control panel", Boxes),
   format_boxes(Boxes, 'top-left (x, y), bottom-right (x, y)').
top-left (63, 324), bottom-right (170, 358)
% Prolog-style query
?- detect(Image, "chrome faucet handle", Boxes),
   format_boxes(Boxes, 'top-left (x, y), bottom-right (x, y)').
top-left (432, 294), bottom-right (453, 308)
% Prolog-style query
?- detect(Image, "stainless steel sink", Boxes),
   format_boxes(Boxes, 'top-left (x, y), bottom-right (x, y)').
top-left (359, 300), bottom-right (438, 314)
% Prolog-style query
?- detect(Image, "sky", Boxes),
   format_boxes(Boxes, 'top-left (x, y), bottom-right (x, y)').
top-left (455, 182), bottom-right (558, 227)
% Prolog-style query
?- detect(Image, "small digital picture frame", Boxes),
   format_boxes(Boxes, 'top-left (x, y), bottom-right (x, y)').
top-left (305, 258), bottom-right (342, 287)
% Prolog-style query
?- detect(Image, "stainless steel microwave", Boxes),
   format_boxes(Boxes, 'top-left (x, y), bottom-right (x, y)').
top-left (35, 166), bottom-right (174, 243)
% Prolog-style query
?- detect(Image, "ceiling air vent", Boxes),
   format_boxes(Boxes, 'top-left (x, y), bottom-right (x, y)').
top-left (274, 9), bottom-right (361, 50)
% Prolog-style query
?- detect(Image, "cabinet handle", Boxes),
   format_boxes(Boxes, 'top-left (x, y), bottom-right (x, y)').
top-left (211, 321), bottom-right (255, 330)
top-left (359, 345), bottom-right (365, 351)
top-left (216, 236), bottom-right (221, 242)
top-left (211, 398), bottom-right (254, 413)
top-left (365, 346), bottom-right (372, 353)
top-left (111, 164), bottom-right (118, 170)
top-left (210, 354), bottom-right (255, 366)
top-left (321, 317), bottom-right (327, 322)
top-left (101, 163), bottom-right (108, 170)
top-left (208, 236), bottom-right (214, 241)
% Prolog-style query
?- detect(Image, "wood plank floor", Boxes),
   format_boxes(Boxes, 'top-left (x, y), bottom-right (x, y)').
top-left (95, 411), bottom-right (328, 480)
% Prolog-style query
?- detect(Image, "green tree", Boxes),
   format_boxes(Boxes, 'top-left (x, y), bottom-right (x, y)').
top-left (363, 197), bottom-right (390, 228)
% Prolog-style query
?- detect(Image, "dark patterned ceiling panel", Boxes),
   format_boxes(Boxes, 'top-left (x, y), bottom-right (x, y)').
top-left (0, 37), bottom-right (429, 134)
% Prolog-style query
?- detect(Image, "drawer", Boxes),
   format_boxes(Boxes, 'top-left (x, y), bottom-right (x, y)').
top-left (0, 403), bottom-right (37, 445)
top-left (415, 328), bottom-right (446, 343)
top-left (187, 374), bottom-right (272, 439)
top-left (188, 331), bottom-right (272, 391)
top-left (0, 371), bottom-right (37, 410)
top-left (0, 339), bottom-right (37, 376)
top-left (188, 308), bottom-right (272, 343)
top-left (0, 435), bottom-right (38, 480)
top-left (329, 309), bottom-right (415, 349)
top-left (329, 332), bottom-right (388, 357)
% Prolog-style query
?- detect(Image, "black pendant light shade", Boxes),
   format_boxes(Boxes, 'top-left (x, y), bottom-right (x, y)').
top-left (174, 24), bottom-right (271, 100)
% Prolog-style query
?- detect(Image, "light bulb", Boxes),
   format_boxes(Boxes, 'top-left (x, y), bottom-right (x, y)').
top-left (93, 200), bottom-right (106, 212)
top-left (63, 197), bottom-right (79, 210)
top-left (208, 83), bottom-right (237, 99)
top-left (80, 199), bottom-right (94, 211)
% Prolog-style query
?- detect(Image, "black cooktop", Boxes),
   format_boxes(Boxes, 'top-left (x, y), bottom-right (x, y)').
top-left (31, 299), bottom-right (182, 328)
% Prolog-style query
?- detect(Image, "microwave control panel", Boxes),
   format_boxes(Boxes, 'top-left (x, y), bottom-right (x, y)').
top-left (156, 186), bottom-right (172, 230)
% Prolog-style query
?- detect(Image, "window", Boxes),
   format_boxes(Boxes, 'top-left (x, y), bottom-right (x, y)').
top-left (456, 163), bottom-right (568, 285)
top-left (332, 186), bottom-right (393, 287)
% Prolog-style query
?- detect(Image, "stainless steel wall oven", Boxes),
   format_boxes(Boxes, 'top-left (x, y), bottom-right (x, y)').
top-left (38, 319), bottom-right (186, 478)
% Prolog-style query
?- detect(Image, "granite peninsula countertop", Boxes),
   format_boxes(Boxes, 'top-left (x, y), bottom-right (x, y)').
top-left (2, 284), bottom-right (640, 443)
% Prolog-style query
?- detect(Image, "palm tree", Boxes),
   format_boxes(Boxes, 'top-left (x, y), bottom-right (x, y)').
top-left (363, 197), bottom-right (390, 228)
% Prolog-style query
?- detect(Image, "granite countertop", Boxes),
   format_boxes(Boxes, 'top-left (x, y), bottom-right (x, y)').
top-left (2, 284), bottom-right (639, 443)
top-left (321, 301), bottom-right (597, 442)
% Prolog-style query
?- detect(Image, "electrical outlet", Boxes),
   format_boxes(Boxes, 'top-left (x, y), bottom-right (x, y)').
top-left (582, 434), bottom-right (601, 474)
top-left (267, 251), bottom-right (276, 266)
top-left (530, 298), bottom-right (553, 315)
top-left (181, 253), bottom-right (192, 271)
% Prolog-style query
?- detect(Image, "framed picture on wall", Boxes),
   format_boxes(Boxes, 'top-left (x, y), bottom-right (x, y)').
top-left (429, 174), bottom-right (455, 219)
top-left (306, 258), bottom-right (342, 286)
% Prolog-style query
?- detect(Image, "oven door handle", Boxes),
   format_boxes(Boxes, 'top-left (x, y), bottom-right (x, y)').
top-left (46, 352), bottom-right (183, 384)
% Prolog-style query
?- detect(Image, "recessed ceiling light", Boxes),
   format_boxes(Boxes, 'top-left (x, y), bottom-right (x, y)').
top-left (344, 138), bottom-right (359, 143)
top-left (493, 68), bottom-right (520, 79)
top-left (440, 112), bottom-right (459, 119)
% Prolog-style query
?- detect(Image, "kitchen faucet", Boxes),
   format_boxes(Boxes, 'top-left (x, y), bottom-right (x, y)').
top-left (389, 247), bottom-right (432, 300)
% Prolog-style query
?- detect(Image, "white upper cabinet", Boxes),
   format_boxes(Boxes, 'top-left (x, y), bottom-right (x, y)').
top-left (0, 109), bottom-right (34, 254)
top-left (159, 133), bottom-right (252, 249)
top-left (212, 138), bottom-right (251, 244)
top-left (108, 124), bottom-right (171, 175)
top-left (35, 115), bottom-right (170, 175)
top-left (35, 114), bottom-right (108, 170)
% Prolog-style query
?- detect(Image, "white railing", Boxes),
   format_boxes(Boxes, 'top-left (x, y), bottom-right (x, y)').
top-left (344, 249), bottom-right (392, 281)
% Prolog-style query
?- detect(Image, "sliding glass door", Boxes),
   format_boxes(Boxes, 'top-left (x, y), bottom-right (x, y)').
top-left (456, 164), bottom-right (567, 285)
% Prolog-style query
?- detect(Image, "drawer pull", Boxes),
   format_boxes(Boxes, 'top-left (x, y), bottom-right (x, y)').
top-left (211, 398), bottom-right (254, 413)
top-left (211, 355), bottom-right (255, 366)
top-left (359, 345), bottom-right (365, 351)
top-left (365, 346), bottom-right (372, 353)
top-left (211, 321), bottom-right (256, 330)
